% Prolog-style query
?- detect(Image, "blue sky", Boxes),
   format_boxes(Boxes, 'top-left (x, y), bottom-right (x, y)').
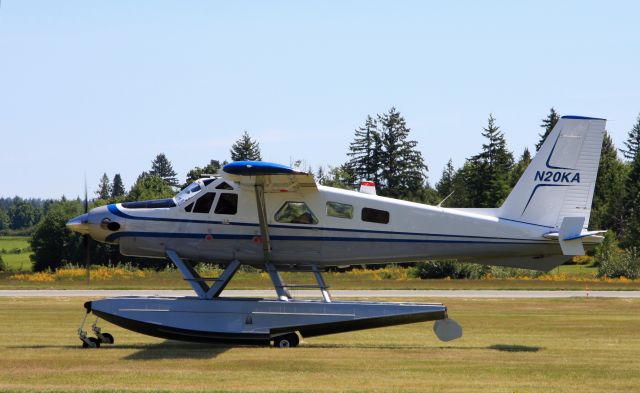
top-left (1, 1), bottom-right (639, 199)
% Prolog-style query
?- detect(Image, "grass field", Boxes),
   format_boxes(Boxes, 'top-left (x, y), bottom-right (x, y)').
top-left (0, 236), bottom-right (32, 271)
top-left (0, 297), bottom-right (638, 392)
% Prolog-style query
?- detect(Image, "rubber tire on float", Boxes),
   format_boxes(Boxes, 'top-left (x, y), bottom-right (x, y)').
top-left (82, 337), bottom-right (101, 349)
top-left (274, 333), bottom-right (299, 348)
top-left (100, 333), bottom-right (114, 344)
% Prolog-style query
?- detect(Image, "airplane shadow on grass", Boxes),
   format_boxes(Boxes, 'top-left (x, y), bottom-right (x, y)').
top-left (304, 343), bottom-right (543, 352)
top-left (123, 341), bottom-right (233, 360)
top-left (7, 342), bottom-right (542, 357)
top-left (6, 341), bottom-right (234, 360)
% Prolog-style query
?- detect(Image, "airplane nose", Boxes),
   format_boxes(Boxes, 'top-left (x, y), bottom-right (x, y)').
top-left (66, 213), bottom-right (90, 234)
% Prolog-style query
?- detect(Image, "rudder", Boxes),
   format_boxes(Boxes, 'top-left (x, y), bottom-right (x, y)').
top-left (499, 116), bottom-right (606, 229)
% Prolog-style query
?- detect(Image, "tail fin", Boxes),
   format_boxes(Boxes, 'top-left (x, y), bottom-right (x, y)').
top-left (499, 116), bottom-right (606, 229)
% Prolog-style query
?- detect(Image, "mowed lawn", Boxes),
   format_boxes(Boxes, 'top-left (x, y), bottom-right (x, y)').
top-left (0, 236), bottom-right (32, 271)
top-left (0, 297), bottom-right (638, 392)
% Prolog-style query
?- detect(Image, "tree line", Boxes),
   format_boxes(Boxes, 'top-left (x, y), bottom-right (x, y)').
top-left (6, 109), bottom-right (640, 273)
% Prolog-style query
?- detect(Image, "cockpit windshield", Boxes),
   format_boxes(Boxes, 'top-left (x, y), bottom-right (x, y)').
top-left (174, 182), bottom-right (202, 205)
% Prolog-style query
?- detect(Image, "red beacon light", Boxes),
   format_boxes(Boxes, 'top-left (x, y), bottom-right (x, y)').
top-left (359, 180), bottom-right (376, 195)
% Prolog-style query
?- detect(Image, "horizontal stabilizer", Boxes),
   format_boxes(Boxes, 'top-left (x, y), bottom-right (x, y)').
top-left (563, 230), bottom-right (607, 241)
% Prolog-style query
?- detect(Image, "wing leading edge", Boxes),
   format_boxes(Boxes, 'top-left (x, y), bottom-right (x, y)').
top-left (222, 161), bottom-right (318, 193)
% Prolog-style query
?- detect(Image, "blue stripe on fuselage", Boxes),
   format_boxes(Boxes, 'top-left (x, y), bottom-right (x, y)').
top-left (105, 230), bottom-right (549, 245)
top-left (108, 204), bottom-right (550, 243)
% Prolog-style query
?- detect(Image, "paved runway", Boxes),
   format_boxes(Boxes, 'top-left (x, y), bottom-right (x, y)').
top-left (1, 289), bottom-right (639, 298)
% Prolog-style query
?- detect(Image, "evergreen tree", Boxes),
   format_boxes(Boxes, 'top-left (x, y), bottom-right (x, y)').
top-left (377, 108), bottom-right (427, 199)
top-left (183, 160), bottom-right (223, 188)
top-left (445, 161), bottom-right (477, 208)
top-left (622, 117), bottom-right (640, 248)
top-left (8, 200), bottom-right (38, 229)
top-left (536, 107), bottom-right (560, 151)
top-left (318, 164), bottom-right (356, 189)
top-left (621, 114), bottom-right (640, 160)
top-left (149, 153), bottom-right (179, 187)
top-left (591, 133), bottom-right (627, 234)
top-left (0, 209), bottom-right (10, 231)
top-left (230, 131), bottom-right (262, 161)
top-left (435, 159), bottom-right (456, 199)
top-left (510, 148), bottom-right (532, 187)
top-left (129, 172), bottom-right (176, 201)
top-left (111, 174), bottom-right (125, 198)
top-left (30, 200), bottom-right (84, 272)
top-left (96, 173), bottom-right (112, 199)
top-left (468, 114), bottom-right (514, 207)
top-left (347, 115), bottom-right (382, 184)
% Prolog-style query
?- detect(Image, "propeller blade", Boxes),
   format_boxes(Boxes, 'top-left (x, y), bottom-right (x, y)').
top-left (84, 233), bottom-right (90, 284)
top-left (83, 175), bottom-right (90, 284)
top-left (83, 175), bottom-right (89, 214)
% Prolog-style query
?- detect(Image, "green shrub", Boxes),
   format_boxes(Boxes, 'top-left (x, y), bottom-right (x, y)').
top-left (597, 247), bottom-right (640, 279)
top-left (485, 266), bottom-right (543, 279)
top-left (0, 254), bottom-right (6, 272)
top-left (593, 231), bottom-right (620, 267)
top-left (410, 260), bottom-right (487, 279)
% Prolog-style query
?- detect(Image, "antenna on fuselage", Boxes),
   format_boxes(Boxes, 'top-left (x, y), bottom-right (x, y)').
top-left (437, 191), bottom-right (454, 208)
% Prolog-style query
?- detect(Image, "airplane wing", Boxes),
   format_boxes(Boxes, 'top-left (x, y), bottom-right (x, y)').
top-left (221, 161), bottom-right (318, 193)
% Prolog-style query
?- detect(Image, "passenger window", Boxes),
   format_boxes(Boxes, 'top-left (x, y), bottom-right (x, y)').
top-left (214, 193), bottom-right (238, 215)
top-left (184, 202), bottom-right (194, 213)
top-left (275, 202), bottom-right (319, 224)
top-left (193, 192), bottom-right (216, 213)
top-left (361, 207), bottom-right (389, 224)
top-left (216, 182), bottom-right (234, 190)
top-left (326, 201), bottom-right (353, 219)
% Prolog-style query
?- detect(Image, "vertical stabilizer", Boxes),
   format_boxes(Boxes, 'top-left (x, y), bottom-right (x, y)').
top-left (499, 116), bottom-right (606, 229)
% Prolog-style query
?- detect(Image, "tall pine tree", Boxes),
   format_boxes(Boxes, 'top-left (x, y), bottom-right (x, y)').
top-left (622, 115), bottom-right (640, 248)
top-left (435, 159), bottom-right (456, 200)
top-left (111, 174), bottom-right (125, 198)
top-left (510, 148), bottom-right (532, 187)
top-left (377, 108), bottom-right (427, 199)
top-left (149, 153), bottom-right (179, 187)
top-left (590, 133), bottom-right (627, 234)
top-left (230, 131), bottom-right (262, 161)
top-left (536, 107), bottom-right (560, 151)
top-left (96, 173), bottom-right (111, 199)
top-left (621, 113), bottom-right (640, 160)
top-left (468, 114), bottom-right (514, 207)
top-left (347, 115), bottom-right (381, 184)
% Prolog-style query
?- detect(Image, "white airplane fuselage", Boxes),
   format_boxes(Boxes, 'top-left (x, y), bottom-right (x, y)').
top-left (82, 183), bottom-right (577, 271)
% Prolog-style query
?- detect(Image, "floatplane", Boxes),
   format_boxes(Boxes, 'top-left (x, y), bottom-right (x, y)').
top-left (67, 116), bottom-right (606, 348)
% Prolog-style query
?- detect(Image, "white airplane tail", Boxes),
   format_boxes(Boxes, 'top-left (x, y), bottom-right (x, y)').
top-left (499, 116), bottom-right (606, 233)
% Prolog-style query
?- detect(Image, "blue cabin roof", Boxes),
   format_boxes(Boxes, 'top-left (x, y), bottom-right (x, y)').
top-left (223, 161), bottom-right (296, 176)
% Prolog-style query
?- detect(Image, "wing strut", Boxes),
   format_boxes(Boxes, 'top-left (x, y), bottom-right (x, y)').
top-left (254, 184), bottom-right (272, 262)
top-left (166, 249), bottom-right (241, 299)
top-left (254, 184), bottom-right (293, 301)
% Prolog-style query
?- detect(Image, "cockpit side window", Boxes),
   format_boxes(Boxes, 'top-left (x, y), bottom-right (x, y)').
top-left (275, 202), bottom-right (319, 224)
top-left (203, 178), bottom-right (215, 186)
top-left (193, 192), bottom-right (216, 214)
top-left (184, 202), bottom-right (194, 213)
top-left (175, 182), bottom-right (202, 205)
top-left (214, 193), bottom-right (238, 215)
